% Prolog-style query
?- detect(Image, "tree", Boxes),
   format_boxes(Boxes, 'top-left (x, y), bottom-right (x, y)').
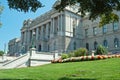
top-left (0, 0), bottom-right (44, 27)
top-left (7, 0), bottom-right (44, 12)
top-left (2, 0), bottom-right (120, 27)
top-left (0, 50), bottom-right (4, 56)
top-left (95, 45), bottom-right (108, 55)
top-left (55, 0), bottom-right (120, 27)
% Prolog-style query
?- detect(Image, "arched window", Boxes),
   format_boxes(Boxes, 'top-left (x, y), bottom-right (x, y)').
top-left (114, 38), bottom-right (119, 48)
top-left (94, 41), bottom-right (98, 50)
top-left (86, 43), bottom-right (89, 50)
top-left (103, 40), bottom-right (108, 48)
top-left (38, 45), bottom-right (41, 51)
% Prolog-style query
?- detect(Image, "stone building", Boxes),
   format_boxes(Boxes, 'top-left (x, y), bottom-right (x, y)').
top-left (8, 38), bottom-right (21, 56)
top-left (19, 1), bottom-right (120, 54)
top-left (21, 1), bottom-right (82, 53)
top-left (82, 11), bottom-right (120, 53)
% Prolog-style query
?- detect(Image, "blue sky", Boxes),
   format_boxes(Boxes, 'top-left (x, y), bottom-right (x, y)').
top-left (0, 0), bottom-right (56, 51)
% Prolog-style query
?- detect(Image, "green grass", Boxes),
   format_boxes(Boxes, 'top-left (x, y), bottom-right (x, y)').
top-left (0, 58), bottom-right (120, 80)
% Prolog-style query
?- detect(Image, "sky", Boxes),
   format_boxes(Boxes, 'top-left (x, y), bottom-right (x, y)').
top-left (0, 0), bottom-right (56, 51)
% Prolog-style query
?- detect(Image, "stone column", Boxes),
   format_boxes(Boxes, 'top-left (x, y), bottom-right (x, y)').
top-left (61, 14), bottom-right (62, 32)
top-left (36, 27), bottom-right (39, 40)
top-left (41, 26), bottom-right (44, 39)
top-left (46, 23), bottom-right (49, 39)
top-left (24, 31), bottom-right (26, 43)
top-left (53, 18), bottom-right (55, 34)
top-left (27, 30), bottom-right (29, 43)
top-left (50, 20), bottom-right (53, 34)
top-left (30, 30), bottom-right (32, 43)
top-left (58, 15), bottom-right (59, 31)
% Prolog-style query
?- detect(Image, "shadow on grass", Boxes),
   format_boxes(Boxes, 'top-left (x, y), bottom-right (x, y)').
top-left (59, 77), bottom-right (96, 80)
top-left (0, 79), bottom-right (33, 80)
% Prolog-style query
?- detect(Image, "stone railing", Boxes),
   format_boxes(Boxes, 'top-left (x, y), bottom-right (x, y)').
top-left (1, 54), bottom-right (29, 69)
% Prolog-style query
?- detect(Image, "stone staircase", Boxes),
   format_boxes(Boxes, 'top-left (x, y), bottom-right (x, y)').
top-left (0, 54), bottom-right (29, 69)
top-left (0, 52), bottom-right (59, 69)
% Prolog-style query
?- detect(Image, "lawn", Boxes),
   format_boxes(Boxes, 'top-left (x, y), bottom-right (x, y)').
top-left (0, 58), bottom-right (120, 80)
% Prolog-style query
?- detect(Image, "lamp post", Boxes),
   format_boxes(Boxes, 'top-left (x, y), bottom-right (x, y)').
top-left (31, 31), bottom-right (36, 49)
top-left (28, 31), bottom-right (36, 67)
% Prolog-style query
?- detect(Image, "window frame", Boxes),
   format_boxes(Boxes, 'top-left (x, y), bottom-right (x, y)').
top-left (113, 22), bottom-right (119, 31)
top-left (93, 27), bottom-right (97, 36)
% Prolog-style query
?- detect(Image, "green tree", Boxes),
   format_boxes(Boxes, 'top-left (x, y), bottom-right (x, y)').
top-left (0, 50), bottom-right (4, 56)
top-left (2, 0), bottom-right (120, 27)
top-left (7, 0), bottom-right (44, 12)
top-left (55, 0), bottom-right (120, 27)
top-left (95, 45), bottom-right (108, 55)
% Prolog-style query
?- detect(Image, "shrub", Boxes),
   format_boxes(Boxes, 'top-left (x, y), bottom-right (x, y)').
top-left (68, 52), bottom-right (74, 57)
top-left (74, 49), bottom-right (81, 57)
top-left (95, 45), bottom-right (108, 55)
top-left (61, 53), bottom-right (68, 59)
top-left (79, 48), bottom-right (88, 56)
top-left (74, 48), bottom-right (88, 57)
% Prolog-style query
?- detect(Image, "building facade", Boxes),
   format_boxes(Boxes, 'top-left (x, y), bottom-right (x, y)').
top-left (9, 1), bottom-right (120, 54)
top-left (8, 38), bottom-right (21, 56)
top-left (82, 11), bottom-right (120, 53)
top-left (21, 1), bottom-right (82, 53)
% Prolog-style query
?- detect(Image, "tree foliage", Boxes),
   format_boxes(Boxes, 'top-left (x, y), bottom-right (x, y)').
top-left (55, 0), bottom-right (120, 27)
top-left (95, 45), bottom-right (108, 55)
top-left (0, 50), bottom-right (4, 56)
top-left (7, 0), bottom-right (44, 12)
top-left (4, 0), bottom-right (120, 27)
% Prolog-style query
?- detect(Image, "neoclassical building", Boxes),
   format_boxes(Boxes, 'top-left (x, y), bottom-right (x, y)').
top-left (21, 1), bottom-right (82, 53)
top-left (18, 1), bottom-right (120, 54)
top-left (82, 11), bottom-right (120, 53)
top-left (8, 38), bottom-right (21, 56)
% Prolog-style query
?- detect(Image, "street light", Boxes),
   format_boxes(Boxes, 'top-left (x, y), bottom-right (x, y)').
top-left (28, 31), bottom-right (36, 67)
top-left (31, 31), bottom-right (36, 49)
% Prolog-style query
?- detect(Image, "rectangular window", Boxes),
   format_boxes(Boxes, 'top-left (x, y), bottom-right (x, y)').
top-left (113, 22), bottom-right (119, 31)
top-left (103, 25), bottom-right (107, 33)
top-left (93, 27), bottom-right (97, 35)
top-left (73, 28), bottom-right (75, 37)
top-left (85, 29), bottom-right (88, 37)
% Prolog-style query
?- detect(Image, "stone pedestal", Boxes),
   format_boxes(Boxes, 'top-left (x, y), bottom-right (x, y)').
top-left (92, 50), bottom-right (95, 56)
top-left (30, 48), bottom-right (36, 55)
top-left (28, 48), bottom-right (36, 67)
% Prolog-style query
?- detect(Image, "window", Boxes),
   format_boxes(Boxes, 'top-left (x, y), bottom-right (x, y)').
top-left (86, 43), bottom-right (89, 50)
top-left (113, 22), bottom-right (119, 31)
top-left (38, 45), bottom-right (41, 51)
top-left (114, 38), bottom-right (119, 48)
top-left (94, 41), bottom-right (98, 50)
top-left (93, 27), bottom-right (97, 35)
top-left (73, 28), bottom-right (76, 37)
top-left (73, 42), bottom-right (76, 50)
top-left (85, 29), bottom-right (88, 37)
top-left (103, 40), bottom-right (108, 48)
top-left (103, 25), bottom-right (107, 33)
